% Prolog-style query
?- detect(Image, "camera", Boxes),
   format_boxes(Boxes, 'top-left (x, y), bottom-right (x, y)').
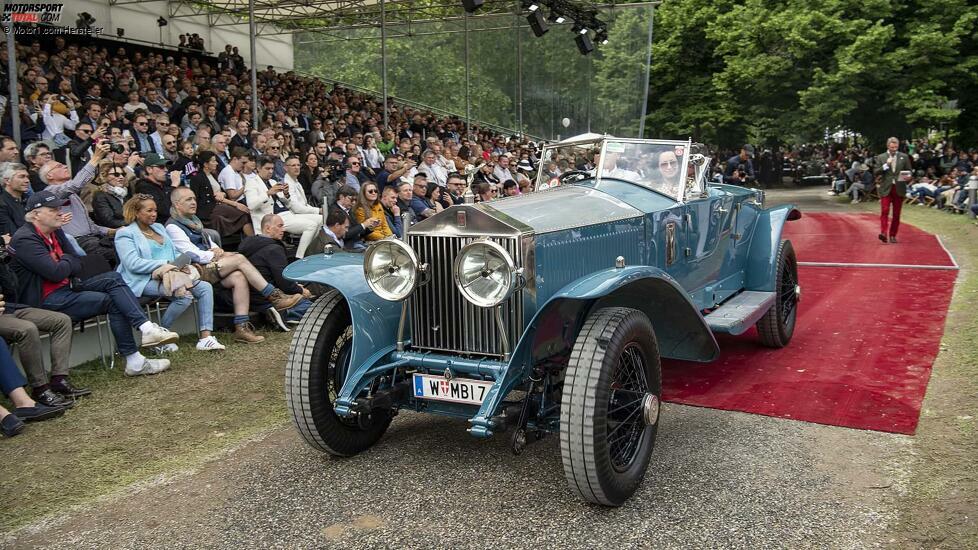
top-left (109, 142), bottom-right (126, 154)
top-left (322, 158), bottom-right (342, 180)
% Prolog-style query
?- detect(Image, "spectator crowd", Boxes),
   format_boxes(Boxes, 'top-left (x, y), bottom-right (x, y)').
top-left (0, 33), bottom-right (546, 438)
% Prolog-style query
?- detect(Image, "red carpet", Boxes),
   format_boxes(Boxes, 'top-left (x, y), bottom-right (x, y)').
top-left (661, 213), bottom-right (958, 434)
top-left (781, 212), bottom-right (957, 267)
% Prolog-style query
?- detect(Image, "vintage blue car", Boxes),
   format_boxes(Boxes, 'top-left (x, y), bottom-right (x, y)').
top-left (284, 136), bottom-right (801, 506)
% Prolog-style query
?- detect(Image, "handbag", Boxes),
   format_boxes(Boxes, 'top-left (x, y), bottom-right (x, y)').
top-left (151, 264), bottom-right (200, 297)
top-left (193, 261), bottom-right (223, 284)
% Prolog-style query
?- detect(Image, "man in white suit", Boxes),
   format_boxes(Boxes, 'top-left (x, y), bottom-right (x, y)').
top-left (244, 155), bottom-right (321, 258)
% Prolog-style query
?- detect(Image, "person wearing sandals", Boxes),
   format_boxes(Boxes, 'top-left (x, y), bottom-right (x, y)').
top-left (1, 338), bottom-right (66, 438)
top-left (115, 194), bottom-right (225, 353)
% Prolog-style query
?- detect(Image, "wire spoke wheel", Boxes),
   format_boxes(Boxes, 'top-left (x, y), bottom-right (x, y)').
top-left (607, 344), bottom-right (650, 471)
top-left (779, 259), bottom-right (798, 322)
top-left (756, 240), bottom-right (799, 348)
top-left (560, 307), bottom-right (662, 506)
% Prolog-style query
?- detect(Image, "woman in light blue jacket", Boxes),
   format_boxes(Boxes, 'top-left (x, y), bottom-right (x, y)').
top-left (115, 194), bottom-right (224, 352)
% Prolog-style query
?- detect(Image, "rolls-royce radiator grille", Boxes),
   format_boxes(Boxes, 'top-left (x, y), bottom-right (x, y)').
top-left (409, 234), bottom-right (524, 358)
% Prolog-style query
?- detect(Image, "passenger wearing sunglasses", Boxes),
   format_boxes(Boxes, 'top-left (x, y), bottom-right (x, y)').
top-left (649, 150), bottom-right (683, 198)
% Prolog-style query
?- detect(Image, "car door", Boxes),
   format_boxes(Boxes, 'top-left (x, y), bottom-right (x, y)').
top-left (681, 186), bottom-right (737, 304)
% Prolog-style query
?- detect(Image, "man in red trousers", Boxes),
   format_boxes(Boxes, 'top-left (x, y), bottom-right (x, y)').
top-left (873, 137), bottom-right (912, 244)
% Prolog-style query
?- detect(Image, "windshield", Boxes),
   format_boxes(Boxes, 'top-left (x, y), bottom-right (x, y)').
top-left (534, 138), bottom-right (694, 201)
top-left (534, 138), bottom-right (602, 191)
top-left (597, 139), bottom-right (692, 200)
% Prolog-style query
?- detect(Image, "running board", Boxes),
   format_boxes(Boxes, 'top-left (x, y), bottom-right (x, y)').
top-left (705, 291), bottom-right (775, 335)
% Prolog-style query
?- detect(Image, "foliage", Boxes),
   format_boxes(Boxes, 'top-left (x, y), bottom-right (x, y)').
top-left (294, 0), bottom-right (978, 147)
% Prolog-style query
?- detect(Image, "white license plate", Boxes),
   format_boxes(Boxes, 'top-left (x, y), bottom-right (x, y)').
top-left (412, 373), bottom-right (492, 405)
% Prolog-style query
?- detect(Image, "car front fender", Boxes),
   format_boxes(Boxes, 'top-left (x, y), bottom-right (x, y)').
top-left (284, 253), bottom-right (402, 376)
top-left (514, 265), bottom-right (720, 365)
top-left (745, 204), bottom-right (801, 291)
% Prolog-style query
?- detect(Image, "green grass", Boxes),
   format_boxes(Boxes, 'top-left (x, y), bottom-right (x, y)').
top-left (0, 330), bottom-right (291, 533)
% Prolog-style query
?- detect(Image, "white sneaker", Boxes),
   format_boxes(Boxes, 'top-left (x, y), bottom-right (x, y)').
top-left (152, 343), bottom-right (179, 354)
top-left (141, 323), bottom-right (179, 348)
top-left (196, 336), bottom-right (226, 351)
top-left (125, 358), bottom-right (171, 377)
top-left (851, 198), bottom-right (860, 204)
top-left (263, 307), bottom-right (290, 332)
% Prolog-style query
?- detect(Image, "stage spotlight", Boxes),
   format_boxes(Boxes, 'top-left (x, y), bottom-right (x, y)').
top-left (157, 16), bottom-right (168, 27)
top-left (521, 0), bottom-right (540, 11)
top-left (547, 10), bottom-right (565, 24)
top-left (116, 27), bottom-right (125, 38)
top-left (527, 10), bottom-right (549, 37)
top-left (572, 23), bottom-right (588, 34)
top-left (575, 33), bottom-right (594, 55)
top-left (462, 0), bottom-right (484, 13)
top-left (595, 29), bottom-right (608, 45)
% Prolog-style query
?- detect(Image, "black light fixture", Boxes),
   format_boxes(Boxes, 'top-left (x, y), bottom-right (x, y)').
top-left (461, 0), bottom-right (484, 13)
top-left (521, 0), bottom-right (540, 11)
top-left (76, 12), bottom-right (96, 29)
top-left (527, 9), bottom-right (549, 37)
top-left (595, 28), bottom-right (608, 45)
top-left (571, 22), bottom-right (588, 34)
top-left (157, 16), bottom-right (168, 27)
top-left (575, 32), bottom-right (593, 55)
top-left (116, 27), bottom-right (125, 38)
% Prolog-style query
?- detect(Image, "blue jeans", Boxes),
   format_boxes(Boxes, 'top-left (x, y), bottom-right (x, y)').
top-left (286, 298), bottom-right (313, 322)
top-left (0, 338), bottom-right (28, 396)
top-left (42, 271), bottom-right (148, 356)
top-left (141, 280), bottom-right (215, 332)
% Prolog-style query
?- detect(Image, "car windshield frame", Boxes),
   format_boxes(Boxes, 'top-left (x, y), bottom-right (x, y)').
top-left (534, 137), bottom-right (696, 202)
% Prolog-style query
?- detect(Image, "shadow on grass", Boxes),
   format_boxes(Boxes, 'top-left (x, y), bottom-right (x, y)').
top-left (0, 330), bottom-right (292, 533)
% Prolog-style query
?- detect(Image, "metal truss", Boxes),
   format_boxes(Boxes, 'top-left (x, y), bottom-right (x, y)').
top-left (158, 0), bottom-right (630, 34)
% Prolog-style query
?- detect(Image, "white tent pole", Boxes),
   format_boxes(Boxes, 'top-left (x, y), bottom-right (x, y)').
top-left (6, 27), bottom-right (20, 148)
top-left (381, 0), bottom-right (389, 131)
top-left (464, 12), bottom-right (470, 140)
top-left (249, 0), bottom-right (259, 129)
top-left (637, 3), bottom-right (655, 138)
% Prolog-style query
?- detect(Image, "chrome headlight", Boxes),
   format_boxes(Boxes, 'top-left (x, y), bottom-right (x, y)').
top-left (454, 239), bottom-right (520, 308)
top-left (363, 239), bottom-right (421, 301)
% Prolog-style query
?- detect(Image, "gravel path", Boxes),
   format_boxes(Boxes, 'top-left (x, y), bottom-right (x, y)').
top-left (4, 187), bottom-right (904, 549)
top-left (6, 404), bottom-right (899, 550)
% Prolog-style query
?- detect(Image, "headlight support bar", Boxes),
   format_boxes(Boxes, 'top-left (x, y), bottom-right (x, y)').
top-left (396, 212), bottom-right (413, 351)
